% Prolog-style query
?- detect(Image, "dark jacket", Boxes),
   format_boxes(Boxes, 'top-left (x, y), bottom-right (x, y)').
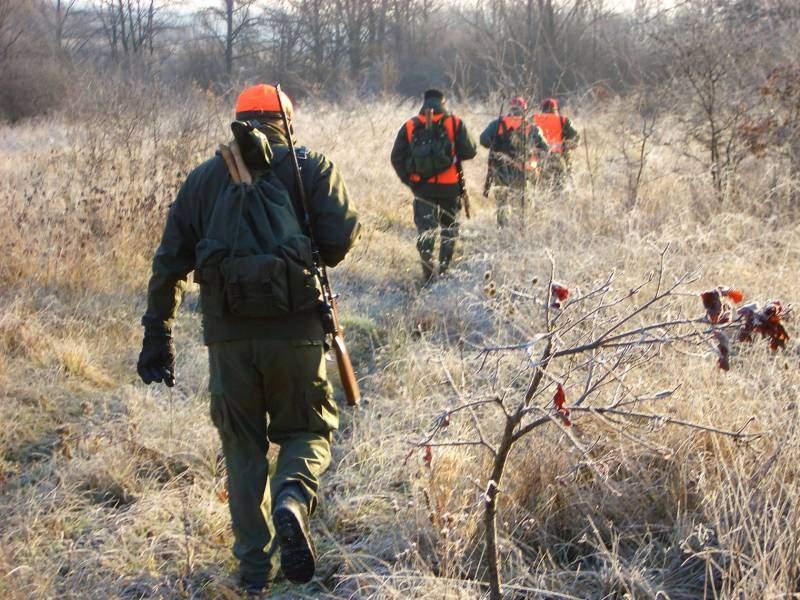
top-left (142, 129), bottom-right (360, 344)
top-left (480, 115), bottom-right (549, 187)
top-left (390, 98), bottom-right (477, 200)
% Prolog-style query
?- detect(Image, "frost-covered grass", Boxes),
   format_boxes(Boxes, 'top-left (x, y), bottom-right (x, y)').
top-left (1, 90), bottom-right (799, 599)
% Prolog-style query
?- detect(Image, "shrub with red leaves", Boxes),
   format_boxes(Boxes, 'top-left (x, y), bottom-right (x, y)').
top-left (699, 288), bottom-right (790, 369)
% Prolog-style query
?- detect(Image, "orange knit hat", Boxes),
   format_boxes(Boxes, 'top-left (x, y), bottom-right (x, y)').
top-left (235, 84), bottom-right (293, 119)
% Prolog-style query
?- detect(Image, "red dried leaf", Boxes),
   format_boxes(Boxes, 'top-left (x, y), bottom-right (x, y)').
top-left (737, 303), bottom-right (757, 343)
top-left (754, 301), bottom-right (789, 350)
top-left (703, 287), bottom-right (745, 323)
top-left (551, 283), bottom-right (570, 301)
top-left (553, 384), bottom-right (566, 411)
top-left (553, 384), bottom-right (571, 426)
top-left (737, 300), bottom-right (790, 350)
top-left (762, 321), bottom-right (789, 351)
top-left (551, 283), bottom-right (570, 308)
top-left (720, 288), bottom-right (744, 304)
top-left (423, 445), bottom-right (433, 467)
top-left (714, 330), bottom-right (731, 371)
top-left (216, 487), bottom-right (229, 503)
top-left (701, 289), bottom-right (723, 323)
top-left (769, 333), bottom-right (788, 351)
top-left (762, 299), bottom-right (784, 323)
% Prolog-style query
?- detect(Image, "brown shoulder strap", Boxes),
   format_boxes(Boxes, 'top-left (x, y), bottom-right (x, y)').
top-left (230, 141), bottom-right (253, 184)
top-left (218, 144), bottom-right (241, 183)
top-left (218, 142), bottom-right (253, 184)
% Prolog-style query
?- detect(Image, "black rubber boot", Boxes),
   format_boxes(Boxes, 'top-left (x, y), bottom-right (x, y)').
top-left (421, 261), bottom-right (435, 285)
top-left (238, 577), bottom-right (269, 598)
top-left (272, 486), bottom-right (316, 584)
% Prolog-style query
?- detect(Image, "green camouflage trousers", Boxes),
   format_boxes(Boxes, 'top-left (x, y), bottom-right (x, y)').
top-left (538, 153), bottom-right (568, 191)
top-left (494, 186), bottom-right (528, 228)
top-left (413, 195), bottom-right (461, 274)
top-left (208, 337), bottom-right (338, 585)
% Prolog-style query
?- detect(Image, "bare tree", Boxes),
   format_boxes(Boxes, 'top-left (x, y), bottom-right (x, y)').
top-left (0, 0), bottom-right (25, 63)
top-left (617, 89), bottom-right (661, 208)
top-left (649, 0), bottom-right (800, 200)
top-left (200, 0), bottom-right (261, 82)
top-left (283, 0), bottom-right (340, 90)
top-left (95, 0), bottom-right (168, 61)
top-left (454, 0), bottom-right (620, 97)
top-left (37, 0), bottom-right (78, 52)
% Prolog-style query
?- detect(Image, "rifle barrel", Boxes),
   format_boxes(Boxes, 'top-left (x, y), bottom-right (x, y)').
top-left (274, 84), bottom-right (361, 406)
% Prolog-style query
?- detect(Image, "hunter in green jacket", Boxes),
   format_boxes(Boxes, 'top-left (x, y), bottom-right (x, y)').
top-left (137, 84), bottom-right (359, 595)
top-left (390, 89), bottom-right (477, 282)
top-left (480, 95), bottom-right (549, 226)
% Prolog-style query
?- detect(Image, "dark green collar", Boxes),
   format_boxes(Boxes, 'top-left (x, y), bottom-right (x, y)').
top-left (419, 98), bottom-right (449, 115)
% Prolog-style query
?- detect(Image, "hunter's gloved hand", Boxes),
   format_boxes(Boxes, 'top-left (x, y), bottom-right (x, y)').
top-left (137, 331), bottom-right (176, 387)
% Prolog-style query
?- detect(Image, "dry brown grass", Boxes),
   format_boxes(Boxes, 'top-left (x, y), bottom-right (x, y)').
top-left (0, 89), bottom-right (799, 599)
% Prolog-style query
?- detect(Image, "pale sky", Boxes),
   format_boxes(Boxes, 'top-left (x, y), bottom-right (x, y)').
top-left (177, 0), bottom-right (669, 15)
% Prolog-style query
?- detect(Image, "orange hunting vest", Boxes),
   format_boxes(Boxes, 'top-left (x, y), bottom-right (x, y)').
top-left (499, 115), bottom-right (538, 171)
top-left (404, 113), bottom-right (460, 184)
top-left (533, 113), bottom-right (566, 153)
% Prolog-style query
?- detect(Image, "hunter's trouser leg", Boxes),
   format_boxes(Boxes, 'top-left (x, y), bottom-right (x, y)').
top-left (208, 341), bottom-right (278, 586)
top-left (413, 197), bottom-right (438, 275)
top-left (495, 187), bottom-right (511, 227)
top-left (438, 196), bottom-right (460, 273)
top-left (541, 155), bottom-right (566, 193)
top-left (259, 339), bottom-right (338, 515)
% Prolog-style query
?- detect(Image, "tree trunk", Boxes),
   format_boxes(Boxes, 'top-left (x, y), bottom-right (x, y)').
top-left (225, 0), bottom-right (234, 80)
top-left (484, 418), bottom-right (516, 600)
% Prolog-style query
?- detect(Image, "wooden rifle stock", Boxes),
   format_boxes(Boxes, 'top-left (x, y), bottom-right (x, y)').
top-left (332, 333), bottom-right (359, 406)
top-left (274, 84), bottom-right (361, 407)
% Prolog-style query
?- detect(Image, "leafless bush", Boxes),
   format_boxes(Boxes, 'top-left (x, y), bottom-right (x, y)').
top-left (411, 250), bottom-right (789, 599)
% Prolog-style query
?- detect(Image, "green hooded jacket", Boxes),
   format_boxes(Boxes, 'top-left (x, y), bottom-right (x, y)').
top-left (142, 127), bottom-right (360, 344)
top-left (390, 98), bottom-right (477, 201)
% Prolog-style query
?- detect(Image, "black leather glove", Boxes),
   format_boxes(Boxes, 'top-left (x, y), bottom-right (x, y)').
top-left (137, 331), bottom-right (176, 387)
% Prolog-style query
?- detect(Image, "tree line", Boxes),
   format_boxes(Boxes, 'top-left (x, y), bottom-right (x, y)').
top-left (0, 0), bottom-right (799, 128)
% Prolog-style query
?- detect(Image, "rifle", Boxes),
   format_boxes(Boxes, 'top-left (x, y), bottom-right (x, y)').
top-left (455, 158), bottom-right (470, 219)
top-left (521, 102), bottom-right (528, 223)
top-left (482, 98), bottom-right (505, 198)
top-left (274, 84), bottom-right (361, 407)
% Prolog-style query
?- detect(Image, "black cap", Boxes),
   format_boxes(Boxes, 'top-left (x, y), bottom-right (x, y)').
top-left (424, 88), bottom-right (445, 101)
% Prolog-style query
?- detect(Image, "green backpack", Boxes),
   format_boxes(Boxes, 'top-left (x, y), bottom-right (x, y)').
top-left (406, 114), bottom-right (455, 180)
top-left (193, 123), bottom-right (321, 319)
top-left (495, 119), bottom-right (528, 157)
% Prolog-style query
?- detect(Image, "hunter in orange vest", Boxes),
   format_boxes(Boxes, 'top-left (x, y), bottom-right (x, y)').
top-left (391, 89), bottom-right (477, 282)
top-left (480, 95), bottom-right (549, 226)
top-left (533, 97), bottom-right (580, 191)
